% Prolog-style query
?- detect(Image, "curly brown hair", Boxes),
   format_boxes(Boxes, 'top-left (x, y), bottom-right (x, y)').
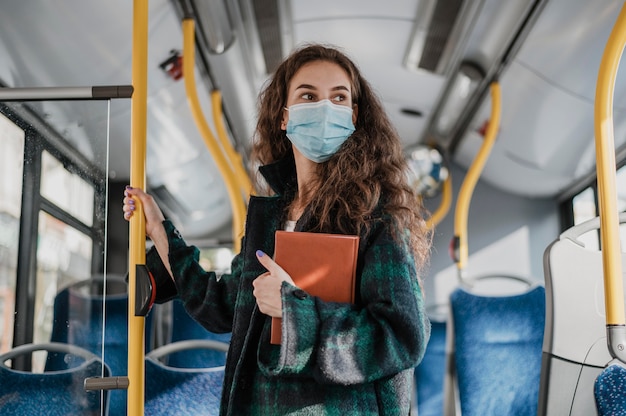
top-left (251, 43), bottom-right (432, 272)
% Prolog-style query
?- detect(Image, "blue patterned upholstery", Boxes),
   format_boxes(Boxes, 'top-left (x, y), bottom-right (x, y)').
top-left (168, 298), bottom-right (231, 368)
top-left (0, 343), bottom-right (110, 415)
top-left (595, 364), bottom-right (626, 415)
top-left (414, 319), bottom-right (447, 415)
top-left (145, 340), bottom-right (228, 415)
top-left (47, 277), bottom-right (153, 415)
top-left (451, 285), bottom-right (545, 416)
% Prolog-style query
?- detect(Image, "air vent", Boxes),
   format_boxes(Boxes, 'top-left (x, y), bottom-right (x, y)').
top-left (419, 0), bottom-right (464, 72)
top-left (404, 0), bottom-right (482, 75)
top-left (251, 0), bottom-right (285, 73)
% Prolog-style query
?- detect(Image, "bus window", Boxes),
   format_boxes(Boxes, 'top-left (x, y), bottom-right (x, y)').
top-left (33, 149), bottom-right (97, 356)
top-left (573, 187), bottom-right (599, 250)
top-left (198, 246), bottom-right (234, 273)
top-left (0, 112), bottom-right (24, 355)
top-left (41, 150), bottom-right (95, 227)
top-left (34, 211), bottom-right (92, 350)
top-left (0, 99), bottom-right (110, 377)
top-left (570, 164), bottom-right (626, 253)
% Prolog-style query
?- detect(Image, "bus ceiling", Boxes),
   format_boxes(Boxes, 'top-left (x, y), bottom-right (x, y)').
top-left (1, 0), bottom-right (626, 240)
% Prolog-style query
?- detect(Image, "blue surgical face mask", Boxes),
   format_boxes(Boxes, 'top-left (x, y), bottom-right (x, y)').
top-left (285, 99), bottom-right (356, 163)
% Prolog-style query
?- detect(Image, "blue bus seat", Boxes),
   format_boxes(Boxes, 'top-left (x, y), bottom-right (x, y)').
top-left (414, 319), bottom-right (447, 416)
top-left (447, 275), bottom-right (545, 416)
top-left (0, 342), bottom-right (110, 415)
top-left (595, 362), bottom-right (626, 415)
top-left (168, 298), bottom-right (231, 368)
top-left (47, 275), bottom-right (153, 415)
top-left (539, 215), bottom-right (626, 415)
top-left (145, 339), bottom-right (228, 415)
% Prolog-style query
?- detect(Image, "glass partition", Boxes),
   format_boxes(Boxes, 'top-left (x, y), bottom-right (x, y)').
top-left (41, 150), bottom-right (95, 227)
top-left (0, 112), bottom-right (24, 355)
top-left (0, 99), bottom-right (117, 415)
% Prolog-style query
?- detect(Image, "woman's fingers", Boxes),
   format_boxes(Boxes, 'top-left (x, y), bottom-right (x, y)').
top-left (255, 250), bottom-right (295, 285)
top-left (123, 187), bottom-right (137, 220)
top-left (252, 251), bottom-right (299, 317)
top-left (122, 186), bottom-right (166, 238)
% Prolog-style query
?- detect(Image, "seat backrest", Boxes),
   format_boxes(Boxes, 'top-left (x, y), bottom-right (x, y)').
top-left (48, 277), bottom-right (129, 372)
top-left (449, 282), bottom-right (545, 416)
top-left (414, 319), bottom-right (447, 416)
top-left (47, 276), bottom-right (153, 415)
top-left (0, 342), bottom-right (110, 416)
top-left (169, 298), bottom-right (231, 368)
top-left (145, 340), bottom-right (228, 415)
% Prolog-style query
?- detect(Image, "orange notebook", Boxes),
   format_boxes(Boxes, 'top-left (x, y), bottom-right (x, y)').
top-left (270, 230), bottom-right (359, 344)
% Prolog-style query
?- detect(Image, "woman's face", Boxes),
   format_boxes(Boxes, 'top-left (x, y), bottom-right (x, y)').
top-left (281, 60), bottom-right (358, 131)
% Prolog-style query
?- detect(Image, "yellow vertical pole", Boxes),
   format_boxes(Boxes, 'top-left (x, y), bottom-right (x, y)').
top-left (128, 0), bottom-right (149, 414)
top-left (594, 2), bottom-right (626, 326)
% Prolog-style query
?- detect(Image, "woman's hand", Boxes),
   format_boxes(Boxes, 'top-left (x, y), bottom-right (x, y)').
top-left (123, 186), bottom-right (165, 240)
top-left (253, 250), bottom-right (297, 318)
top-left (123, 186), bottom-right (174, 280)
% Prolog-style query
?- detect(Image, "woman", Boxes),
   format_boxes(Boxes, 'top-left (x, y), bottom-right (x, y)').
top-left (124, 43), bottom-right (432, 415)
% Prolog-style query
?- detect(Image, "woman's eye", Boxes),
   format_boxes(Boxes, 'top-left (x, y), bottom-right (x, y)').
top-left (332, 95), bottom-right (347, 103)
top-left (300, 93), bottom-right (314, 100)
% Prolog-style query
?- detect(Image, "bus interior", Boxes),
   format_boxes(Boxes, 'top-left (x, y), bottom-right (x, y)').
top-left (1, 0), bottom-right (626, 415)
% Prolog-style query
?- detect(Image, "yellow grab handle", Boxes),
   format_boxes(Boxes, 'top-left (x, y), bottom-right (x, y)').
top-left (211, 90), bottom-right (255, 198)
top-left (453, 82), bottom-right (501, 275)
top-left (182, 18), bottom-right (246, 252)
top-left (426, 175), bottom-right (453, 230)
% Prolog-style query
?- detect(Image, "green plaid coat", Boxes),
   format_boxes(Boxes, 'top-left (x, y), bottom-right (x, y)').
top-left (147, 156), bottom-right (431, 415)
